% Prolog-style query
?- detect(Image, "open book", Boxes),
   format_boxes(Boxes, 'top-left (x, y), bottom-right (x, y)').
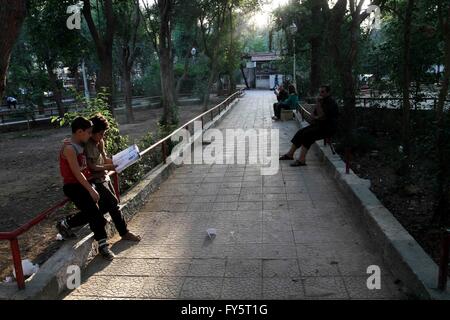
top-left (112, 144), bottom-right (141, 173)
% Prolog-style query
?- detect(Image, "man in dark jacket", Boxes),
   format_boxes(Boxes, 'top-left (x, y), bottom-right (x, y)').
top-left (279, 85), bottom-right (339, 166)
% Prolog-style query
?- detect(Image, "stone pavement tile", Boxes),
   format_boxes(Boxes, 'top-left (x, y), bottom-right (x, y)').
top-left (263, 278), bottom-right (304, 300)
top-left (262, 244), bottom-right (297, 259)
top-left (221, 181), bottom-right (242, 188)
top-left (263, 259), bottom-right (301, 278)
top-left (235, 210), bottom-right (263, 222)
top-left (263, 210), bottom-right (292, 224)
top-left (221, 278), bottom-right (262, 299)
top-left (342, 276), bottom-right (405, 300)
top-left (94, 258), bottom-right (156, 276)
top-left (148, 259), bottom-right (192, 277)
top-left (219, 187), bottom-right (241, 195)
top-left (180, 277), bottom-right (223, 299)
top-left (222, 176), bottom-right (243, 183)
top-left (241, 186), bottom-right (263, 194)
top-left (194, 242), bottom-right (229, 259)
top-left (243, 175), bottom-right (263, 182)
top-left (142, 277), bottom-right (185, 299)
top-left (187, 202), bottom-right (214, 212)
top-left (239, 193), bottom-right (263, 201)
top-left (264, 193), bottom-right (287, 201)
top-left (263, 186), bottom-right (287, 194)
top-left (286, 190), bottom-right (312, 202)
top-left (191, 195), bottom-right (217, 203)
top-left (227, 244), bottom-right (263, 259)
top-left (213, 202), bottom-right (239, 211)
top-left (263, 200), bottom-right (288, 210)
top-left (296, 244), bottom-right (340, 277)
top-left (303, 277), bottom-right (349, 300)
top-left (188, 259), bottom-right (226, 277)
top-left (287, 200), bottom-right (315, 211)
top-left (224, 259), bottom-right (262, 278)
top-left (263, 230), bottom-right (295, 244)
top-left (238, 201), bottom-right (263, 211)
top-left (242, 181), bottom-right (262, 188)
top-left (215, 194), bottom-right (240, 202)
top-left (70, 276), bottom-right (145, 298)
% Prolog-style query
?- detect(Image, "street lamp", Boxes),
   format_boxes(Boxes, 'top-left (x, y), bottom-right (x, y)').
top-left (288, 22), bottom-right (298, 89)
top-left (191, 47), bottom-right (197, 64)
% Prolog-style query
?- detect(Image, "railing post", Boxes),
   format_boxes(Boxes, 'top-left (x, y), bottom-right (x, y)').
top-left (10, 238), bottom-right (25, 290)
top-left (438, 229), bottom-right (450, 291)
top-left (162, 141), bottom-right (168, 164)
top-left (112, 173), bottom-right (120, 203)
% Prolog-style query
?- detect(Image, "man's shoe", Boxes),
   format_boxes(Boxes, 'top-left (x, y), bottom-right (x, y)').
top-left (99, 246), bottom-right (115, 261)
top-left (56, 220), bottom-right (76, 239)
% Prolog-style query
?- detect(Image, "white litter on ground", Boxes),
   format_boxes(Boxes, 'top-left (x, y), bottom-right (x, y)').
top-left (12, 259), bottom-right (39, 279)
top-left (56, 233), bottom-right (64, 241)
top-left (3, 277), bottom-right (13, 283)
top-left (206, 228), bottom-right (217, 239)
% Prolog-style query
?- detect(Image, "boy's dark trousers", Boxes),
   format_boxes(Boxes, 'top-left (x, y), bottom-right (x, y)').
top-left (63, 181), bottom-right (129, 240)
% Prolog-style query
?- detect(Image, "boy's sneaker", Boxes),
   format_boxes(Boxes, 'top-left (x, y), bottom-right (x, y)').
top-left (56, 220), bottom-right (76, 239)
top-left (99, 246), bottom-right (115, 261)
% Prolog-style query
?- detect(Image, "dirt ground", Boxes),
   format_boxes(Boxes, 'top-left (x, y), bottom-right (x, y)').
top-left (0, 96), bottom-right (225, 280)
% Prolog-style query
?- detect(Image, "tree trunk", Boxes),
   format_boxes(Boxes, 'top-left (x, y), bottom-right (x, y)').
top-left (309, 0), bottom-right (322, 97)
top-left (203, 61), bottom-right (217, 110)
top-left (123, 66), bottom-right (134, 123)
top-left (309, 37), bottom-right (321, 97)
top-left (434, 5), bottom-right (450, 224)
top-left (96, 51), bottom-right (114, 110)
top-left (0, 0), bottom-right (26, 99)
top-left (82, 0), bottom-right (115, 114)
top-left (400, 0), bottom-right (414, 175)
top-left (175, 51), bottom-right (191, 101)
top-left (158, 0), bottom-right (176, 125)
top-left (45, 60), bottom-right (65, 117)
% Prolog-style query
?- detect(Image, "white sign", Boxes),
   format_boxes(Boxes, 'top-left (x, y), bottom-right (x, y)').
top-left (113, 145), bottom-right (141, 173)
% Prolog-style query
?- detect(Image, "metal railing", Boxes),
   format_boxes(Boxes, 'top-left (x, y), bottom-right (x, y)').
top-left (0, 89), bottom-right (244, 290)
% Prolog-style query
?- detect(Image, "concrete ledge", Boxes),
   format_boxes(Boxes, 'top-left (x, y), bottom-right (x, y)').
top-left (296, 118), bottom-right (450, 300)
top-left (1, 93), bottom-right (243, 300)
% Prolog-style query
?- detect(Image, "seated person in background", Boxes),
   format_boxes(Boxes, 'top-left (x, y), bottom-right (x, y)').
top-left (274, 85), bottom-right (289, 102)
top-left (272, 84), bottom-right (299, 121)
top-left (6, 96), bottom-right (17, 109)
top-left (279, 85), bottom-right (339, 166)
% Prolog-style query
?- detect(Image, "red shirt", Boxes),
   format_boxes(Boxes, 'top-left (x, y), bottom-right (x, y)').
top-left (59, 139), bottom-right (92, 185)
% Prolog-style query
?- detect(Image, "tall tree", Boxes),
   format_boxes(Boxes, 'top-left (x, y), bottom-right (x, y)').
top-left (27, 0), bottom-right (85, 117)
top-left (434, 2), bottom-right (450, 224)
top-left (116, 0), bottom-right (142, 123)
top-left (157, 0), bottom-right (177, 125)
top-left (0, 0), bottom-right (27, 99)
top-left (82, 0), bottom-right (115, 112)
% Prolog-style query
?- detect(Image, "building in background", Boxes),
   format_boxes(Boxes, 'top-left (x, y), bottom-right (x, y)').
top-left (242, 52), bottom-right (283, 90)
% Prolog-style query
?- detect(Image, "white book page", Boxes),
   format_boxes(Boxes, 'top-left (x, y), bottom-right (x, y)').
top-left (112, 145), bottom-right (141, 173)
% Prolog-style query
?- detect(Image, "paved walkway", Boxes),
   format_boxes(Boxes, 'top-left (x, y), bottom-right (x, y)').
top-left (64, 90), bottom-right (405, 300)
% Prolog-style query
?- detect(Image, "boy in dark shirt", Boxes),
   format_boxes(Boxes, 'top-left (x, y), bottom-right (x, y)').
top-left (85, 114), bottom-right (141, 248)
